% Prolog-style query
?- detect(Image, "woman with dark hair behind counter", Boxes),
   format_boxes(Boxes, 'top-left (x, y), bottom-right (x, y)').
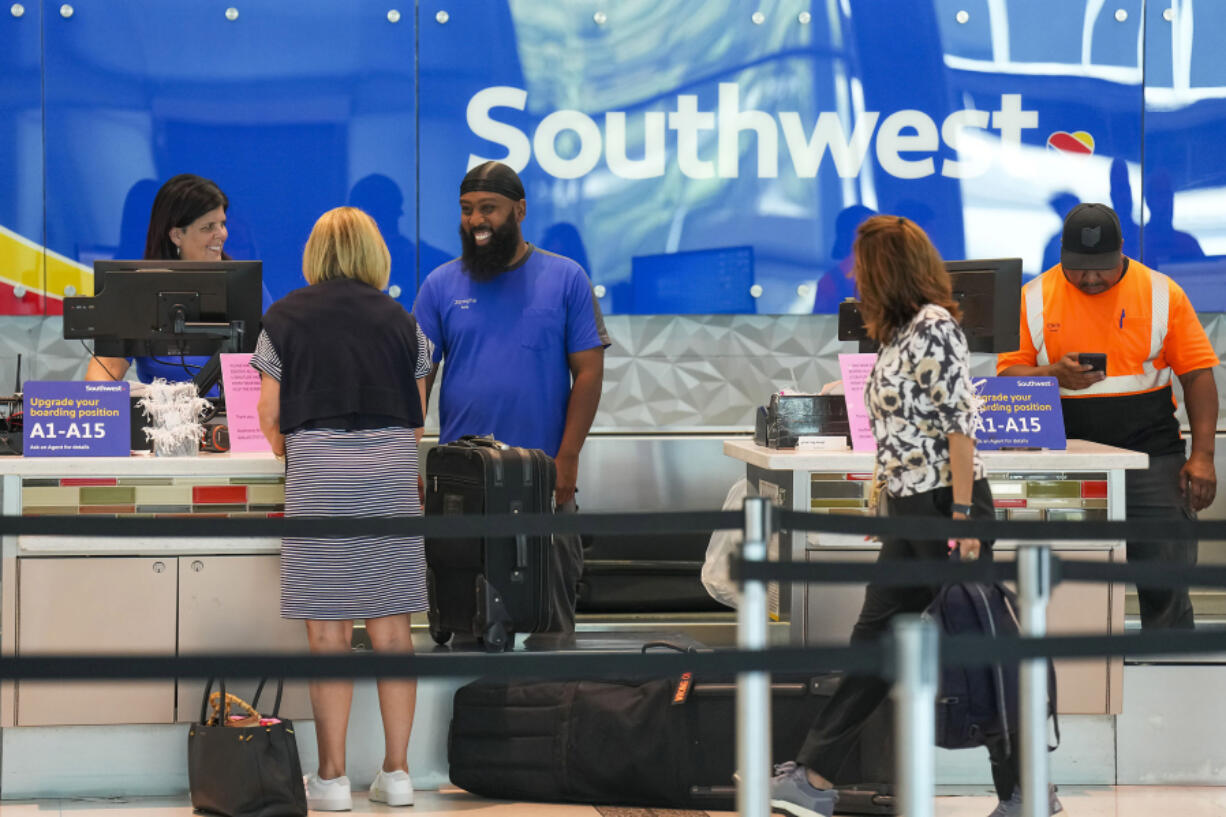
top-left (84, 173), bottom-right (230, 383)
top-left (770, 216), bottom-right (1061, 817)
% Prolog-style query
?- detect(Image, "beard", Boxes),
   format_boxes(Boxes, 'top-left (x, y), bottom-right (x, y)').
top-left (459, 219), bottom-right (521, 281)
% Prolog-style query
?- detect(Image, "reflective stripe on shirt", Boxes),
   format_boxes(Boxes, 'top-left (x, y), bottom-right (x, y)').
top-left (1027, 267), bottom-right (1172, 397)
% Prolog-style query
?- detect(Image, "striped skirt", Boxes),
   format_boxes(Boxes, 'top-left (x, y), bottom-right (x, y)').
top-left (280, 426), bottom-right (427, 620)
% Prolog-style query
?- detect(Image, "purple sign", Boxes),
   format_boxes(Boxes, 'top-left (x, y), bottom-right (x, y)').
top-left (972, 377), bottom-right (1067, 451)
top-left (23, 381), bottom-right (131, 457)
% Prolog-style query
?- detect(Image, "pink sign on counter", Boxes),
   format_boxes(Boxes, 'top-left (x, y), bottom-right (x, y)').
top-left (838, 353), bottom-right (878, 452)
top-left (220, 353), bottom-right (272, 453)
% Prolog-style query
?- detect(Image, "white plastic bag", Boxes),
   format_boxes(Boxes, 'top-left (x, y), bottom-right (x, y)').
top-left (701, 478), bottom-right (750, 609)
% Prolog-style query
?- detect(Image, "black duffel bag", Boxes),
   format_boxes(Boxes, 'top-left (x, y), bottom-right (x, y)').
top-left (447, 643), bottom-right (894, 812)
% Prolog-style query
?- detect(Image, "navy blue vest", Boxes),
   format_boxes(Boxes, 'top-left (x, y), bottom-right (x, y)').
top-left (261, 277), bottom-right (424, 433)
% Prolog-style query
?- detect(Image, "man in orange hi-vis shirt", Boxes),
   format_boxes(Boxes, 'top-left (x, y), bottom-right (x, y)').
top-left (998, 203), bottom-right (1219, 629)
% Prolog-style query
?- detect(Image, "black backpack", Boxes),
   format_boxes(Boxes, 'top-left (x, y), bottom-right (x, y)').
top-left (923, 582), bottom-right (1059, 756)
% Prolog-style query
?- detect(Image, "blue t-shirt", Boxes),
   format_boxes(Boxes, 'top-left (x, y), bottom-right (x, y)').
top-left (413, 246), bottom-right (609, 457)
top-left (132, 355), bottom-right (209, 384)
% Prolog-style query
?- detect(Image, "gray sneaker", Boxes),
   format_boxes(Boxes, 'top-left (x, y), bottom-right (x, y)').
top-left (987, 785), bottom-right (1063, 817)
top-left (769, 762), bottom-right (838, 817)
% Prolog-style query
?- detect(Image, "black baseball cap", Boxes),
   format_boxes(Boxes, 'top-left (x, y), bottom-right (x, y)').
top-left (1061, 203), bottom-right (1123, 271)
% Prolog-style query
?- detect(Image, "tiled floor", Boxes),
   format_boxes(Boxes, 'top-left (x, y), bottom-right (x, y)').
top-left (0, 786), bottom-right (1225, 816)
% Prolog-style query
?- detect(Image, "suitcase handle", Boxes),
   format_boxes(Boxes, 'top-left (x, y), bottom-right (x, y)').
top-left (455, 434), bottom-right (506, 450)
top-left (509, 500), bottom-right (529, 573)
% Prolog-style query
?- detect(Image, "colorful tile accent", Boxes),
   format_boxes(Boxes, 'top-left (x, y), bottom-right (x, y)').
top-left (191, 504), bottom-right (248, 514)
top-left (245, 484), bottom-right (286, 505)
top-left (78, 505), bottom-right (135, 514)
top-left (810, 480), bottom-right (865, 499)
top-left (22, 506), bottom-right (82, 515)
top-left (79, 486), bottom-right (136, 505)
top-left (806, 471), bottom-right (1119, 524)
top-left (20, 486), bottom-right (80, 507)
top-left (1026, 480), bottom-right (1081, 498)
top-left (1081, 480), bottom-right (1108, 499)
top-left (988, 480), bottom-right (1026, 497)
top-left (192, 485), bottom-right (248, 505)
top-left (810, 499), bottom-right (865, 509)
top-left (134, 486), bottom-right (194, 506)
top-left (20, 474), bottom-right (284, 520)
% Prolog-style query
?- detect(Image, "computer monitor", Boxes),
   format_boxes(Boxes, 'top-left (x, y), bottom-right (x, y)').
top-left (837, 257), bottom-right (1022, 353)
top-left (62, 260), bottom-right (263, 395)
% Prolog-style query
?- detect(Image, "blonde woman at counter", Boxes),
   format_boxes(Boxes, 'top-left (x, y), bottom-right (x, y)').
top-left (253, 207), bottom-right (431, 811)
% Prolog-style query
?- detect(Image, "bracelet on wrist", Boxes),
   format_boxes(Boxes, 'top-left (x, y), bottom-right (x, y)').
top-left (950, 502), bottom-right (974, 517)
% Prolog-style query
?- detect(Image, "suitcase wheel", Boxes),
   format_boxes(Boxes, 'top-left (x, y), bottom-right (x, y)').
top-left (480, 621), bottom-right (512, 652)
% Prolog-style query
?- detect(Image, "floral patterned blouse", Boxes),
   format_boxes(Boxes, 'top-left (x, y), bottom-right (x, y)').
top-left (866, 303), bottom-right (983, 498)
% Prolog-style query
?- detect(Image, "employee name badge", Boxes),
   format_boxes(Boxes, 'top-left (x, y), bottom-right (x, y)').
top-left (972, 376), bottom-right (1066, 450)
top-left (23, 381), bottom-right (131, 457)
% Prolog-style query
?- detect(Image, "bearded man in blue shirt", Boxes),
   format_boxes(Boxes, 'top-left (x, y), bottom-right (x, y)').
top-left (413, 161), bottom-right (610, 631)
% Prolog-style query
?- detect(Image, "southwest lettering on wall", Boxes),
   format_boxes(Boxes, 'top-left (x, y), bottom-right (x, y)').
top-left (467, 85), bottom-right (1038, 180)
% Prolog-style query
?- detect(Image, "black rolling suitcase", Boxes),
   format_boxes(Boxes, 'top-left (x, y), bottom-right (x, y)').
top-left (425, 435), bottom-right (556, 651)
top-left (448, 645), bottom-right (895, 813)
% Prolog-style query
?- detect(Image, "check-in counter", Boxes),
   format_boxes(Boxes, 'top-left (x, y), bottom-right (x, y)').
top-left (724, 438), bottom-right (1148, 715)
top-left (0, 453), bottom-right (306, 728)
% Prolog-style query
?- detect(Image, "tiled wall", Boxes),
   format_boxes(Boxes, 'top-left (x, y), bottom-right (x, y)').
top-left (20, 476), bottom-right (284, 517)
top-left (9, 312), bottom-right (1226, 433)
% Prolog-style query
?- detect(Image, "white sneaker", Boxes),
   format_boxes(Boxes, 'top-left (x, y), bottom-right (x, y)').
top-left (305, 772), bottom-right (353, 811)
top-left (369, 768), bottom-right (415, 807)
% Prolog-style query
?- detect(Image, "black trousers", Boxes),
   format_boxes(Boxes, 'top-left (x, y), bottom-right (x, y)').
top-left (796, 478), bottom-right (1020, 801)
top-left (545, 499), bottom-right (583, 634)
top-left (1127, 452), bottom-right (1197, 629)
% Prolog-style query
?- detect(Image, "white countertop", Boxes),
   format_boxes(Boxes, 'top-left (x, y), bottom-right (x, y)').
top-left (0, 452), bottom-right (284, 478)
top-left (723, 438), bottom-right (1149, 472)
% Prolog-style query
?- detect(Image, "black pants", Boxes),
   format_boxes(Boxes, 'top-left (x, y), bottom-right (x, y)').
top-left (1127, 453), bottom-right (1197, 629)
top-left (796, 478), bottom-right (1020, 801)
top-left (545, 499), bottom-right (583, 634)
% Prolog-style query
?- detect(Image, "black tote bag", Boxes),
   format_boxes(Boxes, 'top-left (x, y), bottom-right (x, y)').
top-left (187, 678), bottom-right (308, 817)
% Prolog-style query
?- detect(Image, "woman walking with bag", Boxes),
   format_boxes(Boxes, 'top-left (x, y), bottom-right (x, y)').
top-left (769, 216), bottom-right (1060, 817)
top-left (254, 207), bottom-right (430, 811)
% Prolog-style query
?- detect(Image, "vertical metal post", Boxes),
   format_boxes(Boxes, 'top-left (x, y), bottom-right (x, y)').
top-left (1017, 545), bottom-right (1052, 817)
top-left (737, 496), bottom-right (772, 817)
top-left (891, 615), bottom-right (938, 817)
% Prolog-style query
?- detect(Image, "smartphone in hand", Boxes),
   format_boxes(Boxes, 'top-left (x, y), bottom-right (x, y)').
top-left (1078, 353), bottom-right (1107, 374)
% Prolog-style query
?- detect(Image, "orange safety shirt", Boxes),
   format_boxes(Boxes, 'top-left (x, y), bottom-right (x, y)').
top-left (996, 258), bottom-right (1218, 456)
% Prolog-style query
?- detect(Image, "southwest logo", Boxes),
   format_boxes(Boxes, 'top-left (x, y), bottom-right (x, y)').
top-left (1046, 130), bottom-right (1095, 154)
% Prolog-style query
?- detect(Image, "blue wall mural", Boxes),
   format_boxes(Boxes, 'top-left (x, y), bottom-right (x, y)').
top-left (2, 0), bottom-right (1224, 317)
